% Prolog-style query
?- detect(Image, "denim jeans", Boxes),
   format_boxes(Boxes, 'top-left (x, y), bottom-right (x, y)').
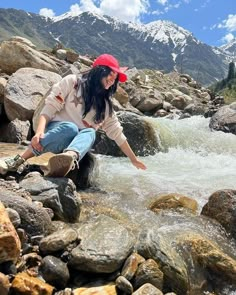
top-left (32, 121), bottom-right (96, 161)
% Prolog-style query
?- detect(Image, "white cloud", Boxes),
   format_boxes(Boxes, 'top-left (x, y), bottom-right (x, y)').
top-left (221, 33), bottom-right (235, 44)
top-left (157, 0), bottom-right (168, 5)
top-left (39, 8), bottom-right (55, 18)
top-left (56, 0), bottom-right (149, 22)
top-left (100, 0), bottom-right (149, 22)
top-left (219, 14), bottom-right (236, 32)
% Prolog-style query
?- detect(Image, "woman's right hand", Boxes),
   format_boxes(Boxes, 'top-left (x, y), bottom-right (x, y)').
top-left (31, 132), bottom-right (44, 152)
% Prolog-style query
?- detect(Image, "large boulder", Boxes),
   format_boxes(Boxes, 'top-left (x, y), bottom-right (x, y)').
top-left (19, 173), bottom-right (81, 223)
top-left (0, 187), bottom-right (52, 237)
top-left (201, 189), bottom-right (236, 239)
top-left (69, 215), bottom-right (135, 273)
top-left (4, 68), bottom-right (61, 121)
top-left (94, 112), bottom-right (160, 157)
top-left (209, 103), bottom-right (236, 134)
top-left (0, 40), bottom-right (59, 75)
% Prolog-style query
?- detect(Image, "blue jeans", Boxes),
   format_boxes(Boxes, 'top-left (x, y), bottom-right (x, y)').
top-left (32, 121), bottom-right (96, 161)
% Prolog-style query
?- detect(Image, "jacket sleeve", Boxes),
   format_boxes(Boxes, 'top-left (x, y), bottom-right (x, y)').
top-left (40, 74), bottom-right (77, 119)
top-left (102, 111), bottom-right (127, 146)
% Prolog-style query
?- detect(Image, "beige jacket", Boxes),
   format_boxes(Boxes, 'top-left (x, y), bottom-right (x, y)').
top-left (40, 74), bottom-right (127, 146)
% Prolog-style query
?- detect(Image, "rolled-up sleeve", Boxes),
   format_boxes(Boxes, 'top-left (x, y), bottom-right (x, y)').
top-left (40, 74), bottom-right (77, 119)
top-left (102, 112), bottom-right (127, 146)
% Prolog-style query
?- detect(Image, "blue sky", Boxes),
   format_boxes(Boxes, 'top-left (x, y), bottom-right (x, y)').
top-left (0, 0), bottom-right (235, 47)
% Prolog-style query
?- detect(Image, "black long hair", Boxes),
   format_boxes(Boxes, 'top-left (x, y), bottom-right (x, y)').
top-left (81, 66), bottom-right (119, 124)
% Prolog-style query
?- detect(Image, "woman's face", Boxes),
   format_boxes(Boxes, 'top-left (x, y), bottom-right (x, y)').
top-left (101, 71), bottom-right (118, 89)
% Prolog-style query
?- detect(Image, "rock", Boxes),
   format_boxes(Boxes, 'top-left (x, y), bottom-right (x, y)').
top-left (184, 103), bottom-right (206, 116)
top-left (69, 215), bottom-right (135, 273)
top-left (0, 272), bottom-right (10, 295)
top-left (136, 227), bottom-right (188, 294)
top-left (177, 233), bottom-right (236, 282)
top-left (114, 85), bottom-right (129, 105)
top-left (132, 283), bottom-right (163, 295)
top-left (136, 89), bottom-right (163, 113)
top-left (94, 111), bottom-right (160, 157)
top-left (133, 259), bottom-right (163, 291)
top-left (11, 272), bottom-right (54, 295)
top-left (78, 55), bottom-right (93, 67)
top-left (163, 92), bottom-right (175, 103)
top-left (4, 68), bottom-right (61, 121)
top-left (149, 193), bottom-right (198, 213)
top-left (66, 51), bottom-right (79, 63)
top-left (0, 202), bottom-right (21, 263)
top-left (153, 109), bottom-right (168, 117)
top-left (39, 256), bottom-right (70, 289)
top-left (121, 253), bottom-right (145, 280)
top-left (0, 119), bottom-right (31, 143)
top-left (177, 86), bottom-right (190, 95)
top-left (170, 96), bottom-right (187, 110)
top-left (0, 77), bottom-right (7, 103)
top-left (56, 49), bottom-right (67, 60)
top-left (0, 188), bottom-right (52, 237)
top-left (9, 36), bottom-right (36, 48)
top-left (73, 284), bottom-right (117, 295)
top-left (19, 173), bottom-right (82, 223)
top-left (209, 103), bottom-right (236, 134)
top-left (116, 276), bottom-right (133, 294)
top-left (201, 189), bottom-right (236, 239)
top-left (0, 40), bottom-right (60, 75)
top-left (180, 74), bottom-right (192, 83)
top-left (6, 207), bottom-right (21, 228)
top-left (39, 228), bottom-right (78, 253)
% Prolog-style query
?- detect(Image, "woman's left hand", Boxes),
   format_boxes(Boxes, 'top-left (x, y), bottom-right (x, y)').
top-left (131, 158), bottom-right (147, 170)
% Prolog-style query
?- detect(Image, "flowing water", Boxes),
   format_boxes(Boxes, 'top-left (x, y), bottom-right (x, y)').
top-left (96, 116), bottom-right (236, 211)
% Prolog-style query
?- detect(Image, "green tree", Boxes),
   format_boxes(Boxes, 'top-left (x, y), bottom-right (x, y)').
top-left (227, 61), bottom-right (235, 81)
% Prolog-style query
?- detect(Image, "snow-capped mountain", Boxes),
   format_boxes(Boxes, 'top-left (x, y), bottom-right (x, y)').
top-left (220, 38), bottom-right (236, 56)
top-left (0, 8), bottom-right (233, 85)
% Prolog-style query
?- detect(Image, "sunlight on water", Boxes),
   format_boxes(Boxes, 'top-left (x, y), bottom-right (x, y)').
top-left (97, 116), bottom-right (236, 210)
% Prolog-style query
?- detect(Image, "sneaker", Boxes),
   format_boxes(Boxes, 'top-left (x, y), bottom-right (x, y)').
top-left (0, 154), bottom-right (26, 175)
top-left (41, 153), bottom-right (76, 177)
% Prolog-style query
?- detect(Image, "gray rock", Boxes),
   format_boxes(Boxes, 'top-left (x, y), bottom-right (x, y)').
top-left (0, 188), bottom-right (52, 237)
top-left (69, 215), bottom-right (135, 273)
top-left (6, 208), bottom-right (21, 228)
top-left (0, 119), bottom-right (31, 143)
top-left (209, 103), bottom-right (236, 134)
top-left (201, 189), bottom-right (236, 239)
top-left (0, 40), bottom-right (59, 75)
top-left (39, 255), bottom-right (70, 289)
top-left (4, 68), bottom-right (61, 121)
top-left (19, 173), bottom-right (81, 222)
top-left (94, 111), bottom-right (161, 157)
top-left (136, 228), bottom-right (188, 294)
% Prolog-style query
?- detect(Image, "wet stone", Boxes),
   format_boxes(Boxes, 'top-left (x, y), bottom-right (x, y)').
top-left (116, 275), bottom-right (133, 294)
top-left (39, 255), bottom-right (70, 290)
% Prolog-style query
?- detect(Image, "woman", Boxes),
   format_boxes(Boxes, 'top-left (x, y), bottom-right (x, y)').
top-left (0, 54), bottom-right (147, 177)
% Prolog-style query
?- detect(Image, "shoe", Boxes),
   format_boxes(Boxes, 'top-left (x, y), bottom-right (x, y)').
top-left (41, 153), bottom-right (76, 177)
top-left (0, 154), bottom-right (26, 175)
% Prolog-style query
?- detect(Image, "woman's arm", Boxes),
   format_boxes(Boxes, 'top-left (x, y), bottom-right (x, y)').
top-left (119, 140), bottom-right (147, 170)
top-left (31, 114), bottom-right (50, 152)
